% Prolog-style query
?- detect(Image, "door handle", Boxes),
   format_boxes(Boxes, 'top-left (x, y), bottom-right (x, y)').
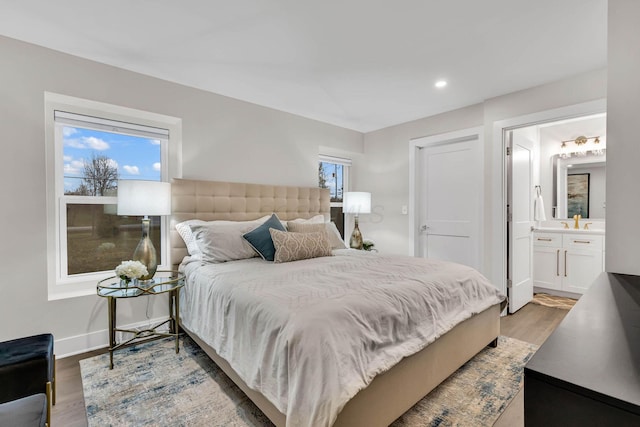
top-left (420, 225), bottom-right (429, 232)
top-left (564, 250), bottom-right (568, 277)
top-left (556, 249), bottom-right (560, 276)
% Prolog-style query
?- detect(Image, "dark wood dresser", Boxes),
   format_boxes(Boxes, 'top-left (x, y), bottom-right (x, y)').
top-left (524, 273), bottom-right (640, 426)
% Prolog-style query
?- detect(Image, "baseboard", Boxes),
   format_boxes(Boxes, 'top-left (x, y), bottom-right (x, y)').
top-left (55, 316), bottom-right (170, 358)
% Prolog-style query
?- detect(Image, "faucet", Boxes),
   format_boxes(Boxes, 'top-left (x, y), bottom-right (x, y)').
top-left (573, 214), bottom-right (581, 229)
top-left (560, 221), bottom-right (570, 229)
top-left (584, 222), bottom-right (592, 230)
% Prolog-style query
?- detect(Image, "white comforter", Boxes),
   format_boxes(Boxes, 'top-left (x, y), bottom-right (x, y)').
top-left (179, 250), bottom-right (505, 427)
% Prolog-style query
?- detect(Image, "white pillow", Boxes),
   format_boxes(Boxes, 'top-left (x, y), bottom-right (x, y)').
top-left (175, 219), bottom-right (207, 259)
top-left (176, 216), bottom-right (269, 260)
top-left (285, 214), bottom-right (326, 229)
top-left (190, 217), bottom-right (270, 263)
top-left (325, 222), bottom-right (348, 250)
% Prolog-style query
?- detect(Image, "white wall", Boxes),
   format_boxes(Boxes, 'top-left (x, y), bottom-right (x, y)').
top-left (355, 104), bottom-right (484, 255)
top-left (359, 68), bottom-right (607, 287)
top-left (0, 36), bottom-right (362, 354)
top-left (538, 127), bottom-right (558, 219)
top-left (606, 0), bottom-right (640, 275)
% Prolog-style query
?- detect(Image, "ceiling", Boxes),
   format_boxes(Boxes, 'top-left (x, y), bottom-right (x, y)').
top-left (0, 0), bottom-right (607, 133)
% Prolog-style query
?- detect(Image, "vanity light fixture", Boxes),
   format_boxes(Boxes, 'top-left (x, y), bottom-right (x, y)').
top-left (435, 80), bottom-right (447, 88)
top-left (560, 135), bottom-right (604, 158)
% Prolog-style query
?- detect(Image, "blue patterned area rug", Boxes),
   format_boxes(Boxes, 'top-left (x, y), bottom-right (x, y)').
top-left (80, 336), bottom-right (537, 426)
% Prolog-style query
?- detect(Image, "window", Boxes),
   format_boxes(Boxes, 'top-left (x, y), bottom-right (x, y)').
top-left (319, 155), bottom-right (351, 237)
top-left (45, 93), bottom-right (181, 299)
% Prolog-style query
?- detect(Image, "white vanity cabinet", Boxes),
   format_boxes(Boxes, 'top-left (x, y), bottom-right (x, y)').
top-left (533, 231), bottom-right (604, 295)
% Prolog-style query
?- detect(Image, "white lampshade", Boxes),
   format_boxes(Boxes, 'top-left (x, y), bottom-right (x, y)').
top-left (117, 180), bottom-right (171, 216)
top-left (343, 192), bottom-right (371, 215)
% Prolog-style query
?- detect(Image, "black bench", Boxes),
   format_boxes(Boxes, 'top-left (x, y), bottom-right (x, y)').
top-left (0, 334), bottom-right (55, 426)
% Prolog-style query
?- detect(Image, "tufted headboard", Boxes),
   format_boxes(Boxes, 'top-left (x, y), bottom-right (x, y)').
top-left (170, 178), bottom-right (331, 269)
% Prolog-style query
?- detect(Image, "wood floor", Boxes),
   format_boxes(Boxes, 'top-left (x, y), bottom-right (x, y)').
top-left (51, 302), bottom-right (569, 427)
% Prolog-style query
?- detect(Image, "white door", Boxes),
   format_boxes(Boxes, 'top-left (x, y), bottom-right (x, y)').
top-left (508, 130), bottom-right (534, 313)
top-left (418, 140), bottom-right (480, 270)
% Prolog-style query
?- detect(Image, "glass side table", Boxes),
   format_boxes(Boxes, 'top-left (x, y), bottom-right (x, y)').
top-left (97, 270), bottom-right (185, 369)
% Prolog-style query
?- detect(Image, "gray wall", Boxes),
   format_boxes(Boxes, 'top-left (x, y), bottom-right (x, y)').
top-left (357, 104), bottom-right (484, 255)
top-left (606, 0), bottom-right (640, 275)
top-left (357, 69), bottom-right (607, 285)
top-left (0, 36), bottom-right (362, 354)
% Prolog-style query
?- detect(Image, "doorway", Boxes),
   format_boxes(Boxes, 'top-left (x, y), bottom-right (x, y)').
top-left (498, 103), bottom-right (607, 313)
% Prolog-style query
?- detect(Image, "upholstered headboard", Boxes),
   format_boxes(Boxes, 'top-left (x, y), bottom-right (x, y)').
top-left (170, 178), bottom-right (331, 269)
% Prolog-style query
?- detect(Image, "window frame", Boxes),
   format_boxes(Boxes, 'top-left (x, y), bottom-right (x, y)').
top-left (45, 92), bottom-right (182, 300)
top-left (319, 154), bottom-right (351, 207)
top-left (319, 154), bottom-right (351, 239)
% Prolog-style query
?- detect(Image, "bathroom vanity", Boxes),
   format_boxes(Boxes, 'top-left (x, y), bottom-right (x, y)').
top-left (532, 228), bottom-right (605, 296)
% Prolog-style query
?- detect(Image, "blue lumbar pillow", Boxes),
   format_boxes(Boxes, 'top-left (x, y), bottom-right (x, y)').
top-left (243, 213), bottom-right (286, 261)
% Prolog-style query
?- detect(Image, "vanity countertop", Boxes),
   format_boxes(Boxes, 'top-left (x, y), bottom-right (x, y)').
top-left (534, 227), bottom-right (605, 235)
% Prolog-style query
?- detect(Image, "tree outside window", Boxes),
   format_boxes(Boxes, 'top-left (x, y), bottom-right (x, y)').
top-left (60, 122), bottom-right (164, 275)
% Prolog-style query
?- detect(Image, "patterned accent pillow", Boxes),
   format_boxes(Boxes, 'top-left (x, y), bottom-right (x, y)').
top-left (269, 229), bottom-right (332, 263)
top-left (286, 222), bottom-right (347, 250)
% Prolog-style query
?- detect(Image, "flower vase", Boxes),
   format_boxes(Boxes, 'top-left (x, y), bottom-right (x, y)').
top-left (119, 278), bottom-right (138, 288)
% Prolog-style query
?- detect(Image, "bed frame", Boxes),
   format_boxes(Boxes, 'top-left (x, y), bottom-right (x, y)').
top-left (170, 178), bottom-right (501, 426)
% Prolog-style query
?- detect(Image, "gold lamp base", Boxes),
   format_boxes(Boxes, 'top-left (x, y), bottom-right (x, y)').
top-left (133, 217), bottom-right (157, 281)
top-left (349, 216), bottom-right (364, 250)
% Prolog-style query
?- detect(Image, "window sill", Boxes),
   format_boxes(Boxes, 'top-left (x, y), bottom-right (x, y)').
top-left (48, 274), bottom-right (110, 300)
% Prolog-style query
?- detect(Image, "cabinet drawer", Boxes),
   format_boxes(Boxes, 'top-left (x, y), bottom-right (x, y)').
top-left (533, 233), bottom-right (561, 247)
top-left (563, 234), bottom-right (603, 251)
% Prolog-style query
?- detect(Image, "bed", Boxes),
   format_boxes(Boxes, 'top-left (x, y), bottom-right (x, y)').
top-left (170, 178), bottom-right (505, 427)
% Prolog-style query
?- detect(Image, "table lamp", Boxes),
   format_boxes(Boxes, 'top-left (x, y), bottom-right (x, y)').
top-left (117, 180), bottom-right (171, 281)
top-left (343, 192), bottom-right (371, 250)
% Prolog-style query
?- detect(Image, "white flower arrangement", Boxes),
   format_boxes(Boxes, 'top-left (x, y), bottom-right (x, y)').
top-left (115, 260), bottom-right (148, 283)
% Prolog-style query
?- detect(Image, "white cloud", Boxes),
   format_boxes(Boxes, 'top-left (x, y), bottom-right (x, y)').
top-left (63, 127), bottom-right (78, 137)
top-left (64, 138), bottom-right (86, 148)
top-left (122, 165), bottom-right (140, 175)
top-left (150, 139), bottom-right (161, 145)
top-left (64, 159), bottom-right (85, 175)
top-left (83, 136), bottom-right (110, 150)
top-left (63, 155), bottom-right (72, 162)
top-left (107, 159), bottom-right (119, 169)
top-left (63, 136), bottom-right (110, 150)
top-left (152, 162), bottom-right (161, 171)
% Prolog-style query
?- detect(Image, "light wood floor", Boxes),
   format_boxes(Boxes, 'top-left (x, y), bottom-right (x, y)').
top-left (51, 302), bottom-right (569, 427)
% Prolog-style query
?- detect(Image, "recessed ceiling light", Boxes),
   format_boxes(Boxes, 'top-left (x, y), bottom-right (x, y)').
top-left (435, 80), bottom-right (447, 88)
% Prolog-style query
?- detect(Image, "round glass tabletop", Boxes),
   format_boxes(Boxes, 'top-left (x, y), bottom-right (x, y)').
top-left (97, 270), bottom-right (184, 298)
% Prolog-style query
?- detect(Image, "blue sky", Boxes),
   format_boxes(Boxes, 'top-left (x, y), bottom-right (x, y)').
top-left (320, 161), bottom-right (343, 200)
top-left (63, 126), bottom-right (161, 193)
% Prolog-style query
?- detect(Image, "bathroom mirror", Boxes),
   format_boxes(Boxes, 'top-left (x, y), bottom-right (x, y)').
top-left (552, 153), bottom-right (606, 219)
